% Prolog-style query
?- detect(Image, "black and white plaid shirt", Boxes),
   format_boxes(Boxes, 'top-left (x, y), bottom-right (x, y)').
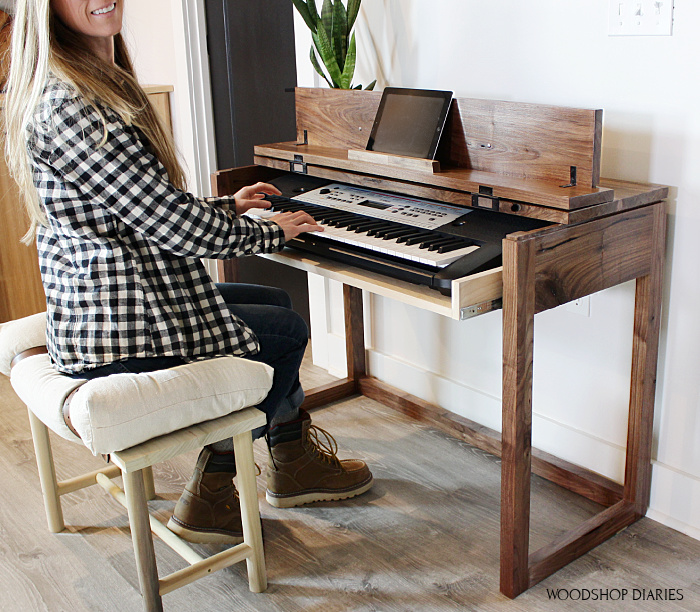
top-left (29, 77), bottom-right (285, 374)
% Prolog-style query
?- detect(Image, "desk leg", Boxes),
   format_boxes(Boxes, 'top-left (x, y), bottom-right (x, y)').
top-left (500, 237), bottom-right (536, 598)
top-left (344, 284), bottom-right (366, 383)
top-left (301, 284), bottom-right (365, 411)
top-left (624, 204), bottom-right (665, 514)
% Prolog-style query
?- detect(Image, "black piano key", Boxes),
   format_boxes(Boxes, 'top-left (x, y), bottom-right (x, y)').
top-left (269, 202), bottom-right (295, 212)
top-left (315, 210), bottom-right (349, 221)
top-left (325, 214), bottom-right (358, 227)
top-left (347, 219), bottom-right (386, 232)
top-left (263, 195), bottom-right (290, 204)
top-left (404, 233), bottom-right (432, 246)
top-left (395, 231), bottom-right (426, 243)
top-left (357, 221), bottom-right (392, 233)
top-left (330, 215), bottom-right (361, 228)
top-left (417, 239), bottom-right (443, 250)
top-left (426, 238), bottom-right (463, 251)
top-left (370, 226), bottom-right (407, 238)
top-left (438, 241), bottom-right (474, 254)
top-left (367, 223), bottom-right (401, 237)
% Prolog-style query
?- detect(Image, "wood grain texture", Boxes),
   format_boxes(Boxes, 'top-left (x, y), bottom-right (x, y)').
top-left (294, 87), bottom-right (381, 150)
top-left (526, 204), bottom-right (662, 313)
top-left (254, 142), bottom-right (612, 211)
top-left (122, 469), bottom-right (163, 611)
top-left (441, 98), bottom-right (601, 187)
top-left (343, 284), bottom-right (366, 382)
top-left (500, 236), bottom-right (536, 598)
top-left (347, 149), bottom-right (441, 173)
top-left (0, 151), bottom-right (45, 323)
top-left (300, 378), bottom-right (357, 410)
top-left (253, 155), bottom-right (667, 225)
top-left (294, 88), bottom-right (603, 187)
top-left (110, 408), bottom-right (266, 474)
top-left (624, 203), bottom-right (666, 514)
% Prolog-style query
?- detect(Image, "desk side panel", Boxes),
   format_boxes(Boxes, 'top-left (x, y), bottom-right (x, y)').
top-left (510, 203), bottom-right (665, 313)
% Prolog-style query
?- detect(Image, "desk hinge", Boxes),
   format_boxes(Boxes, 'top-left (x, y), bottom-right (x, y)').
top-left (460, 298), bottom-right (503, 320)
top-left (472, 186), bottom-right (500, 210)
top-left (290, 155), bottom-right (307, 174)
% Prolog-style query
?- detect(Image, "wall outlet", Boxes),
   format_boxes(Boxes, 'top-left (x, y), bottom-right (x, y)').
top-left (609, 1), bottom-right (674, 36)
top-left (566, 296), bottom-right (591, 317)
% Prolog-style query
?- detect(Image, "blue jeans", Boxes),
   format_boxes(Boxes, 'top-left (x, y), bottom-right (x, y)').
top-left (70, 283), bottom-right (308, 437)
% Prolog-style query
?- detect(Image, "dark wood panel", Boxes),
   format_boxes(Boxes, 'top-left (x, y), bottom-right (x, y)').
top-left (210, 165), bottom-right (286, 198)
top-left (500, 236), bottom-right (536, 598)
top-left (519, 204), bottom-right (663, 313)
top-left (443, 98), bottom-right (601, 187)
top-left (301, 378), bottom-right (357, 411)
top-left (255, 142), bottom-right (613, 211)
top-left (343, 285), bottom-right (366, 382)
top-left (624, 204), bottom-right (666, 515)
top-left (294, 87), bottom-right (602, 187)
top-left (295, 87), bottom-right (381, 150)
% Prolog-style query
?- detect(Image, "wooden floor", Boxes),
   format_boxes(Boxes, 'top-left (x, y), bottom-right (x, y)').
top-left (1, 361), bottom-right (699, 611)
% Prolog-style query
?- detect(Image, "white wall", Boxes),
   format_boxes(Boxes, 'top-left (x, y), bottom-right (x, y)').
top-left (122, 1), bottom-right (211, 196)
top-left (297, 0), bottom-right (700, 540)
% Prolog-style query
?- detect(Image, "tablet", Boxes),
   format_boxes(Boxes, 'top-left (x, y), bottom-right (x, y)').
top-left (366, 87), bottom-right (453, 160)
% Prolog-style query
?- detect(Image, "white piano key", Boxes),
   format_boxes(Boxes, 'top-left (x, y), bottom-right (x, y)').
top-left (315, 221), bottom-right (478, 268)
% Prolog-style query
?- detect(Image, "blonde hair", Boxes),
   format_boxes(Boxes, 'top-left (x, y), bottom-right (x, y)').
top-left (4, 0), bottom-right (186, 243)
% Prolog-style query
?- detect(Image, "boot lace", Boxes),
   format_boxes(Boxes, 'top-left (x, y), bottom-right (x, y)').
top-left (306, 424), bottom-right (342, 467)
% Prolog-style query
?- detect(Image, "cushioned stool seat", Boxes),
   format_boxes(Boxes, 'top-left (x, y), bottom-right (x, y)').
top-left (0, 313), bottom-right (274, 612)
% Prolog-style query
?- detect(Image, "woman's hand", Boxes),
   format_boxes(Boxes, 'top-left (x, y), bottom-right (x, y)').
top-left (233, 182), bottom-right (281, 215)
top-left (270, 210), bottom-right (324, 241)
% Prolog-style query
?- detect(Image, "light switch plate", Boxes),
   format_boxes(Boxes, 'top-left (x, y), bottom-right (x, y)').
top-left (609, 1), bottom-right (674, 36)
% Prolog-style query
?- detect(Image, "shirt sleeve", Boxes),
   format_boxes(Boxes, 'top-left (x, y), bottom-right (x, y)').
top-left (34, 94), bottom-right (285, 259)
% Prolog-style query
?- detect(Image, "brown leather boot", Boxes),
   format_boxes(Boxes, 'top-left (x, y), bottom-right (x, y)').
top-left (167, 448), bottom-right (243, 544)
top-left (266, 410), bottom-right (373, 508)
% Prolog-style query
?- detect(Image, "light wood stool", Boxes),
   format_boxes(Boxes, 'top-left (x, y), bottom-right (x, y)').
top-left (1, 313), bottom-right (273, 612)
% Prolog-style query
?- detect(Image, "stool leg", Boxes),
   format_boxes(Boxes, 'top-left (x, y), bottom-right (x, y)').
top-left (123, 469), bottom-right (163, 612)
top-left (143, 466), bottom-right (156, 501)
top-left (27, 409), bottom-right (65, 533)
top-left (233, 431), bottom-right (267, 593)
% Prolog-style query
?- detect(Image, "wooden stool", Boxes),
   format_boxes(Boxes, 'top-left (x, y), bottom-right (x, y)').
top-left (0, 313), bottom-right (274, 612)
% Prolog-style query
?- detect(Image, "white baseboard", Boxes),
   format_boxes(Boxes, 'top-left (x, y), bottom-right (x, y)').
top-left (647, 462), bottom-right (700, 540)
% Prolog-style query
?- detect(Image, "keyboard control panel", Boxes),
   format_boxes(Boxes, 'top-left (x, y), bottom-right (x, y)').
top-left (293, 184), bottom-right (472, 231)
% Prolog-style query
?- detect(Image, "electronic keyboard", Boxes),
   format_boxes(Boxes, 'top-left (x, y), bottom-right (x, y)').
top-left (246, 176), bottom-right (547, 296)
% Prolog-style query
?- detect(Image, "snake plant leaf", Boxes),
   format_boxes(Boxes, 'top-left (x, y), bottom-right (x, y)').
top-left (332, 0), bottom-right (348, 72)
top-left (313, 26), bottom-right (342, 88)
top-left (306, 0), bottom-right (321, 29)
top-left (310, 45), bottom-right (333, 88)
top-left (339, 31), bottom-right (356, 89)
top-left (364, 79), bottom-right (377, 90)
top-left (290, 0), bottom-right (316, 31)
top-left (320, 0), bottom-right (334, 44)
top-left (347, 0), bottom-right (361, 31)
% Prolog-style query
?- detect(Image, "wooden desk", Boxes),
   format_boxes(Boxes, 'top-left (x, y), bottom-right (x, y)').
top-left (213, 87), bottom-right (667, 598)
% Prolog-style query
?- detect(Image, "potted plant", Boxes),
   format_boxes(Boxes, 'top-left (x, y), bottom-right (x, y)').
top-left (291, 0), bottom-right (376, 90)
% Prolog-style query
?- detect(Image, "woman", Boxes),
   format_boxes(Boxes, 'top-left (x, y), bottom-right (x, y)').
top-left (4, 0), bottom-right (372, 545)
